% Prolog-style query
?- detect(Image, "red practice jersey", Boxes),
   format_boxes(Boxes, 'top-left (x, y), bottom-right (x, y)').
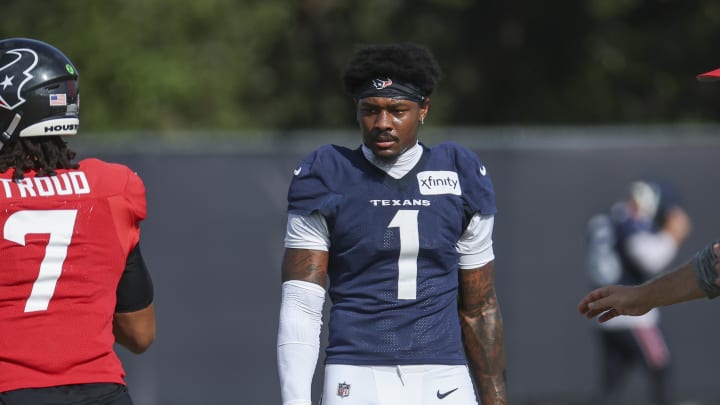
top-left (0, 158), bottom-right (146, 392)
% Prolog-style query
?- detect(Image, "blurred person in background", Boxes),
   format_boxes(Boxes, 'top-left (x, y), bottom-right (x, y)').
top-left (584, 179), bottom-right (691, 405)
top-left (579, 65), bottom-right (720, 324)
top-left (276, 42), bottom-right (506, 405)
top-left (0, 38), bottom-right (155, 405)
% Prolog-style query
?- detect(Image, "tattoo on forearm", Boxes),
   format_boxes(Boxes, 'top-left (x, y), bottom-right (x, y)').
top-left (459, 268), bottom-right (507, 404)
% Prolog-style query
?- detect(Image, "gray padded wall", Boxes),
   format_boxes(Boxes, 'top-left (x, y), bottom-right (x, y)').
top-left (82, 130), bottom-right (720, 404)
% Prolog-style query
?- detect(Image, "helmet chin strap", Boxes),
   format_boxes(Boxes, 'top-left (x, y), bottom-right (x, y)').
top-left (0, 113), bottom-right (21, 150)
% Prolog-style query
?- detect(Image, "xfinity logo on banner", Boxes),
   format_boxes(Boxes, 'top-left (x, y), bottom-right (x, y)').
top-left (19, 117), bottom-right (79, 137)
top-left (416, 171), bottom-right (461, 196)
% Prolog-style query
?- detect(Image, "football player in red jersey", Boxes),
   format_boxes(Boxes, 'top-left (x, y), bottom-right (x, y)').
top-left (0, 38), bottom-right (155, 405)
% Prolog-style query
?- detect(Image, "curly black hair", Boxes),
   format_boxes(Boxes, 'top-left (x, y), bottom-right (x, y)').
top-left (0, 136), bottom-right (78, 181)
top-left (342, 42), bottom-right (443, 98)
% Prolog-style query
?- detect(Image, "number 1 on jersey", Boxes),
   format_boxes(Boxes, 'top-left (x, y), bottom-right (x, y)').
top-left (388, 209), bottom-right (419, 300)
top-left (4, 210), bottom-right (78, 312)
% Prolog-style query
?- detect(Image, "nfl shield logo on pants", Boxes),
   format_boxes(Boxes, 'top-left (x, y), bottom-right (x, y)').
top-left (337, 382), bottom-right (351, 398)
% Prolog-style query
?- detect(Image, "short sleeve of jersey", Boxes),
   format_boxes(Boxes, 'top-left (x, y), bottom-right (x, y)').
top-left (124, 168), bottom-right (147, 223)
top-left (79, 158), bottom-right (147, 223)
top-left (444, 142), bottom-right (496, 216)
top-left (79, 158), bottom-right (147, 253)
top-left (287, 145), bottom-right (342, 217)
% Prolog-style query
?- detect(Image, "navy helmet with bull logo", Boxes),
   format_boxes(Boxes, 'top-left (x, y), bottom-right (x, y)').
top-left (0, 38), bottom-right (79, 149)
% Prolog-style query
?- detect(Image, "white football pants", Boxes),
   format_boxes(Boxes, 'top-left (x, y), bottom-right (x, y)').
top-left (320, 364), bottom-right (478, 405)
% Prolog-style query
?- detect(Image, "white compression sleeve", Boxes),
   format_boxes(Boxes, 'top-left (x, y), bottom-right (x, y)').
top-left (277, 280), bottom-right (326, 405)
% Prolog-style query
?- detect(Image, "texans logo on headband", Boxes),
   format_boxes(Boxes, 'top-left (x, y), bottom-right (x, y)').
top-left (372, 78), bottom-right (393, 90)
top-left (0, 48), bottom-right (38, 110)
top-left (355, 77), bottom-right (425, 103)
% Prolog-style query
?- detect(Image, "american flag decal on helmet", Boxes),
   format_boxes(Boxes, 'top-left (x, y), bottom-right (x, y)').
top-left (49, 94), bottom-right (67, 106)
top-left (337, 382), bottom-right (351, 398)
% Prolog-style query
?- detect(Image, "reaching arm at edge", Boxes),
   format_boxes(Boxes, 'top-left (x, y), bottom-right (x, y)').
top-left (278, 248), bottom-right (329, 405)
top-left (578, 262), bottom-right (703, 322)
top-left (579, 242), bottom-right (720, 322)
top-left (458, 261), bottom-right (507, 405)
top-left (629, 261), bottom-right (704, 312)
top-left (113, 243), bottom-right (155, 354)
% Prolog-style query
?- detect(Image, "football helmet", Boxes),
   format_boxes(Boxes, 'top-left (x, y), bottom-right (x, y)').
top-left (0, 38), bottom-right (79, 148)
top-left (629, 180), bottom-right (661, 222)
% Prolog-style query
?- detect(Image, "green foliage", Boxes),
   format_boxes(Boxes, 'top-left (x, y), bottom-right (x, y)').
top-left (3, 0), bottom-right (720, 139)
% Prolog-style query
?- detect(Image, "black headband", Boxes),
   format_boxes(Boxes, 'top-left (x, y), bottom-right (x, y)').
top-left (354, 78), bottom-right (426, 103)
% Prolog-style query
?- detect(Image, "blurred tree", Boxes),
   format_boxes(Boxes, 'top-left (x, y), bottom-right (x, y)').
top-left (2, 0), bottom-right (720, 137)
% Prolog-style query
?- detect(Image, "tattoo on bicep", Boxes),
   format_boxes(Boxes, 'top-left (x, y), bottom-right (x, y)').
top-left (281, 249), bottom-right (328, 285)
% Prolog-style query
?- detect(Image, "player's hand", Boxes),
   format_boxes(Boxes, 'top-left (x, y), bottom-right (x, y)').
top-left (577, 284), bottom-right (650, 323)
top-left (663, 206), bottom-right (691, 243)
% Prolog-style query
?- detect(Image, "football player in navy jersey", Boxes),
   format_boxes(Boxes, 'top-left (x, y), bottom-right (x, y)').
top-left (582, 180), bottom-right (690, 405)
top-left (277, 43), bottom-right (506, 405)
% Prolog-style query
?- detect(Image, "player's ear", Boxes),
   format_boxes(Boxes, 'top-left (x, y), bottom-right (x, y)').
top-left (419, 98), bottom-right (431, 124)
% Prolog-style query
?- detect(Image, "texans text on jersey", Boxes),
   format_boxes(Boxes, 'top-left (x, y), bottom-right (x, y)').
top-left (369, 199), bottom-right (431, 207)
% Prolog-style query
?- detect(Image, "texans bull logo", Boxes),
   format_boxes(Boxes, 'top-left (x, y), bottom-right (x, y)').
top-left (0, 48), bottom-right (38, 111)
top-left (372, 78), bottom-right (393, 90)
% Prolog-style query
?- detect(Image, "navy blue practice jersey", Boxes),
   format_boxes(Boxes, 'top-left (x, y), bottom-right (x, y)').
top-left (287, 142), bottom-right (496, 365)
top-left (614, 215), bottom-right (655, 285)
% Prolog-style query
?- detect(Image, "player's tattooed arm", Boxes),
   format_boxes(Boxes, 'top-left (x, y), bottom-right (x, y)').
top-left (281, 248), bottom-right (329, 288)
top-left (458, 261), bottom-right (507, 405)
